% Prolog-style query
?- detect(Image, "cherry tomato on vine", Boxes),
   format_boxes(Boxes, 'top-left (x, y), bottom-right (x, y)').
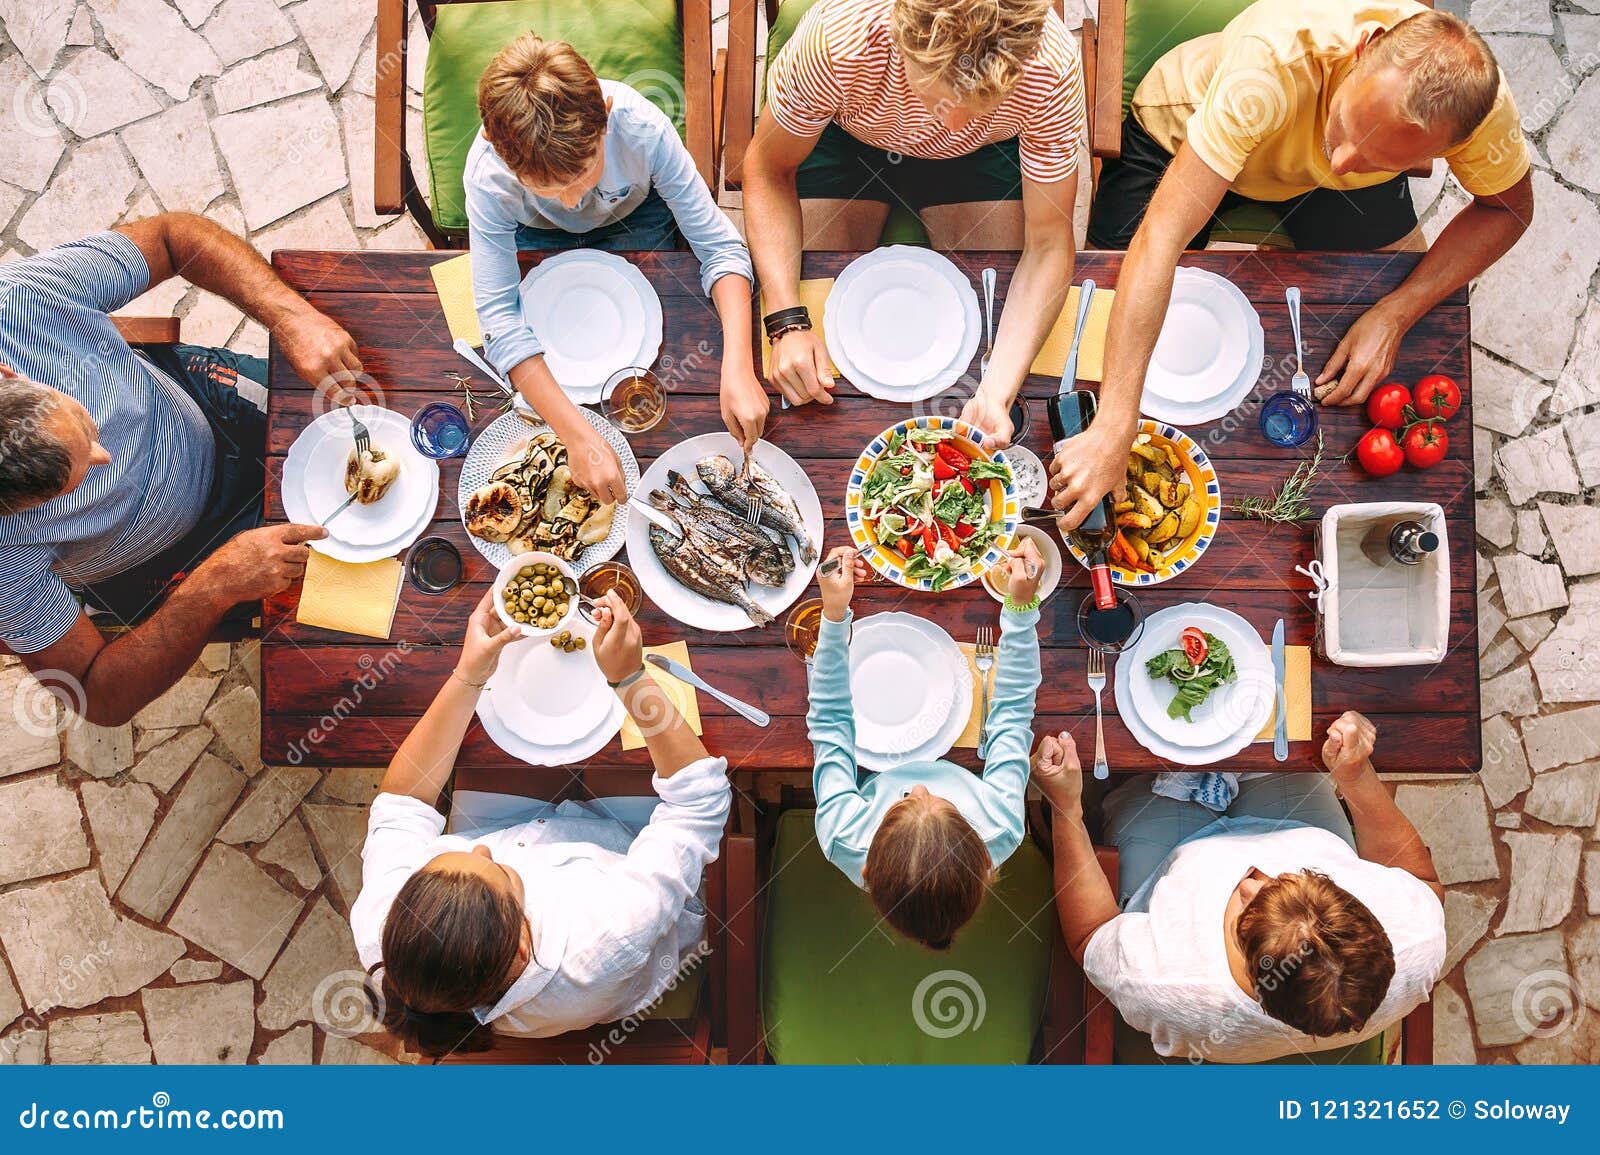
top-left (1356, 427), bottom-right (1405, 477)
top-left (1402, 419), bottom-right (1449, 469)
top-left (1412, 374), bottom-right (1461, 421)
top-left (1365, 382), bottom-right (1412, 430)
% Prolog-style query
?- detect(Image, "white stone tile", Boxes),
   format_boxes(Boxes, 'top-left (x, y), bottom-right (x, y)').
top-left (0, 1027), bottom-right (47, 1065)
top-left (46, 48), bottom-right (162, 138)
top-left (258, 896), bottom-right (363, 1031)
top-left (365, 213), bottom-right (428, 250)
top-left (231, 319), bottom-right (269, 357)
top-left (1546, 71), bottom-right (1600, 196)
top-left (1480, 662), bottom-right (1539, 717)
top-left (16, 135), bottom-right (136, 251)
top-left (1482, 634), bottom-right (1522, 679)
top-left (1479, 714), bottom-right (1531, 808)
top-left (61, 715), bottom-right (133, 778)
top-left (1514, 507), bottom-right (1546, 557)
top-left (1476, 496), bottom-right (1514, 548)
top-left (131, 723), bottom-right (214, 792)
top-left (0, 871), bottom-right (184, 1011)
top-left (1394, 781), bottom-right (1500, 884)
top-left (212, 93), bottom-right (347, 229)
top-left (1584, 851), bottom-right (1600, 915)
top-left (1478, 593), bottom-right (1507, 656)
top-left (1523, 761), bottom-right (1600, 827)
top-left (321, 1035), bottom-right (399, 1064)
top-left (1495, 425), bottom-right (1582, 506)
top-left (0, 57), bottom-right (65, 193)
top-left (141, 980), bottom-right (254, 1063)
top-left (1469, 0), bottom-right (1553, 34)
top-left (301, 803), bottom-right (365, 910)
top-left (1463, 930), bottom-right (1567, 1046)
top-left (318, 767), bottom-right (382, 805)
top-left (1495, 810), bottom-right (1521, 828)
top-left (81, 779), bottom-right (157, 893)
top-left (201, 0), bottom-right (296, 67)
top-left (132, 674), bottom-right (221, 731)
top-left (1538, 502), bottom-right (1600, 576)
top-left (1433, 983), bottom-right (1476, 1064)
top-left (1522, 703), bottom-right (1600, 771)
top-left (1498, 830), bottom-right (1583, 933)
top-left (204, 682), bottom-right (264, 774)
top-left (1494, 553), bottom-right (1569, 618)
top-left (291, 0), bottom-right (375, 94)
top-left (338, 92), bottom-right (397, 228)
top-left (0, 777), bottom-right (90, 886)
top-left (117, 753), bottom-right (247, 920)
top-left (200, 642), bottom-right (233, 673)
top-left (169, 959), bottom-right (223, 983)
top-left (1474, 425), bottom-right (1495, 491)
top-left (87, 0), bottom-right (222, 100)
top-left (211, 46), bottom-right (322, 114)
top-left (66, 3), bottom-right (94, 44)
top-left (1567, 409), bottom-right (1600, 488)
top-left (1443, 891), bottom-right (1501, 974)
top-left (1564, 13), bottom-right (1600, 71)
top-left (174, 0), bottom-right (222, 25)
top-left (1531, 581), bottom-right (1600, 702)
top-left (116, 274), bottom-right (190, 320)
top-left (121, 97), bottom-right (225, 213)
top-left (1550, 297), bottom-right (1600, 414)
top-left (0, 662), bottom-right (63, 776)
top-left (1507, 611), bottom-right (1557, 650)
top-left (0, 0), bottom-right (76, 77)
top-left (169, 844), bottom-right (302, 979)
top-left (183, 291), bottom-right (245, 348)
top-left (251, 195), bottom-right (359, 255)
top-left (48, 1012), bottom-right (151, 1064)
top-left (0, 181), bottom-right (26, 232)
top-left (257, 1024), bottom-right (312, 1064)
top-left (1490, 36), bottom-right (1572, 134)
top-left (258, 814), bottom-right (321, 889)
top-left (217, 766), bottom-right (319, 845)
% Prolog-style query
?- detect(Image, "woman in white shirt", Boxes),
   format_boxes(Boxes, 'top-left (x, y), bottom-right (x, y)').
top-left (349, 591), bottom-right (730, 1057)
top-left (1037, 711), bottom-right (1446, 1063)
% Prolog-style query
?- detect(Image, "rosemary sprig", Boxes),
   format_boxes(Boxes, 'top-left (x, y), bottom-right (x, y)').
top-left (1231, 431), bottom-right (1325, 523)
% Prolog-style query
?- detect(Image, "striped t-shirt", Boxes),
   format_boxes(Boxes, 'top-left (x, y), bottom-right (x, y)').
top-left (766, 0), bottom-right (1086, 183)
top-left (0, 233), bottom-right (214, 654)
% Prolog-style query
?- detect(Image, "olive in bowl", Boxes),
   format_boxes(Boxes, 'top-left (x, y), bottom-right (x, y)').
top-left (493, 551), bottom-right (579, 638)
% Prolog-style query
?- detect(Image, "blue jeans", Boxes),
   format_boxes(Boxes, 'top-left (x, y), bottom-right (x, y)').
top-left (514, 188), bottom-right (679, 252)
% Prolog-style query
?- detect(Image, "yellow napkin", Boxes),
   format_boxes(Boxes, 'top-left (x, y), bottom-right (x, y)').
top-left (1254, 644), bottom-right (1312, 743)
top-left (1028, 285), bottom-right (1116, 381)
top-left (296, 552), bottom-right (404, 640)
top-left (620, 641), bottom-right (705, 751)
top-left (760, 280), bottom-right (839, 379)
top-left (954, 643), bottom-right (986, 749)
top-left (429, 252), bottom-right (482, 348)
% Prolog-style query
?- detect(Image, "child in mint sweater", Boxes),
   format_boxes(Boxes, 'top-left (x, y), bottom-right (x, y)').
top-left (807, 540), bottom-right (1045, 949)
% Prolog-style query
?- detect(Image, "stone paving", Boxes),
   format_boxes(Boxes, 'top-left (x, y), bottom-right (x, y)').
top-left (0, 0), bottom-right (1596, 1065)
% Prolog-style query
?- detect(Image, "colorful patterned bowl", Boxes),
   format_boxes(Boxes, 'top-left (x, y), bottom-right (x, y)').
top-left (845, 416), bottom-right (1021, 592)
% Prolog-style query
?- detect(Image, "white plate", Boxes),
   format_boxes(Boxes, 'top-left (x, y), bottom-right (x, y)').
top-left (628, 433), bottom-right (823, 633)
top-left (487, 617), bottom-right (613, 745)
top-left (1139, 269), bottom-right (1264, 425)
top-left (1115, 603), bottom-right (1274, 763)
top-left (849, 612), bottom-right (973, 770)
top-left (1002, 444), bottom-right (1049, 508)
top-left (457, 408), bottom-right (637, 572)
top-left (824, 247), bottom-right (981, 402)
top-left (282, 406), bottom-right (439, 563)
top-left (477, 677), bottom-right (626, 768)
top-left (832, 257), bottom-right (963, 386)
top-left (981, 524), bottom-right (1063, 605)
top-left (518, 251), bottom-right (663, 402)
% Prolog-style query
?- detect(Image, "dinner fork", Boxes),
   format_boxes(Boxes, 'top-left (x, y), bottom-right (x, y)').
top-left (348, 406), bottom-right (370, 458)
top-left (1285, 286), bottom-right (1311, 399)
top-left (743, 494), bottom-right (764, 527)
top-left (1087, 648), bottom-right (1109, 780)
top-left (975, 626), bottom-right (996, 758)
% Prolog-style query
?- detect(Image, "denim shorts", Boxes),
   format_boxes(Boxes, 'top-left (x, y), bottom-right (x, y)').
top-left (514, 188), bottom-right (680, 252)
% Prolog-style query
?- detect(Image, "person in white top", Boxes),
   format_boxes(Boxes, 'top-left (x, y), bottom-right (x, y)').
top-left (1038, 711), bottom-right (1446, 1063)
top-left (349, 590), bottom-right (730, 1057)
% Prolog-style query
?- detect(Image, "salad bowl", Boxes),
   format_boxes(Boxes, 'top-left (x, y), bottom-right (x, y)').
top-left (845, 416), bottom-right (1020, 592)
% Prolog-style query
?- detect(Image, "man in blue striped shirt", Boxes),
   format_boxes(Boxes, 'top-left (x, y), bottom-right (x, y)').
top-left (0, 213), bottom-right (362, 725)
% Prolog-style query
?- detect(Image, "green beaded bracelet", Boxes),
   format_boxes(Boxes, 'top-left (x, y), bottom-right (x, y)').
top-left (1003, 594), bottom-right (1042, 614)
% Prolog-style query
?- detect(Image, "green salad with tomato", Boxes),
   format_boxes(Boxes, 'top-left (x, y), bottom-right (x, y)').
top-left (860, 428), bottom-right (1010, 591)
top-left (1145, 626), bottom-right (1237, 722)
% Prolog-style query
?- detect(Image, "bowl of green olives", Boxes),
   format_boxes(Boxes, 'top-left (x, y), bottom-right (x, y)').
top-left (493, 552), bottom-right (580, 638)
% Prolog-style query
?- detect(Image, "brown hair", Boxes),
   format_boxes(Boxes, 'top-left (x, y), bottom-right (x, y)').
top-left (891, 0), bottom-right (1053, 103)
top-left (1361, 11), bottom-right (1501, 144)
top-left (862, 797), bottom-right (992, 950)
top-left (1234, 870), bottom-right (1396, 1038)
top-left (368, 864), bottom-right (525, 1058)
top-left (477, 35), bottom-right (608, 184)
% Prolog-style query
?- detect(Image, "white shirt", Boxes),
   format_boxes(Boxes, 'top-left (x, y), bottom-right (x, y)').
top-left (350, 757), bottom-right (730, 1038)
top-left (1084, 819), bottom-right (1446, 1063)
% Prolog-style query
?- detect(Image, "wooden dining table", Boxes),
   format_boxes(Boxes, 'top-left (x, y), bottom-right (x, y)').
top-left (262, 248), bottom-right (1480, 795)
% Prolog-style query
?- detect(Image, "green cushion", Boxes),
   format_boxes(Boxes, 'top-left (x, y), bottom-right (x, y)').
top-left (1210, 203), bottom-right (1295, 250)
top-left (1122, 0), bottom-right (1258, 115)
top-left (761, 810), bottom-right (1055, 1064)
top-left (1114, 1015), bottom-right (1389, 1064)
top-left (765, 0), bottom-right (929, 247)
top-left (422, 0), bottom-right (686, 232)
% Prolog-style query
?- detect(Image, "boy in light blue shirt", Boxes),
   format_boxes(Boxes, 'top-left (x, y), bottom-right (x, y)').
top-left (807, 540), bottom-right (1045, 949)
top-left (467, 36), bottom-right (767, 504)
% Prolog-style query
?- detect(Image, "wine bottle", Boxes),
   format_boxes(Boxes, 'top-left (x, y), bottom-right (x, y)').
top-left (1359, 519), bottom-right (1440, 567)
top-left (1049, 388), bottom-right (1119, 610)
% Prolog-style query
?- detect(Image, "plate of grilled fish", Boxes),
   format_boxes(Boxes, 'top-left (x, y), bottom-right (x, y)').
top-left (629, 433), bottom-right (823, 631)
top-left (457, 409), bottom-right (637, 570)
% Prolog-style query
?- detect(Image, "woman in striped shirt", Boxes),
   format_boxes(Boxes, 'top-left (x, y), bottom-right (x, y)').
top-left (743, 0), bottom-right (1085, 444)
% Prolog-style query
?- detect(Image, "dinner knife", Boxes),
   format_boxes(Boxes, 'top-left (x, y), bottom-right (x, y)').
top-left (628, 497), bottom-right (681, 537)
top-left (1058, 279), bottom-right (1096, 395)
top-left (646, 654), bottom-right (771, 727)
top-left (1271, 618), bottom-right (1288, 763)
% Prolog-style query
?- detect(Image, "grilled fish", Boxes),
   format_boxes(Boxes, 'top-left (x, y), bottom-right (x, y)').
top-left (660, 473), bottom-right (795, 581)
top-left (647, 491), bottom-right (787, 589)
top-left (696, 454), bottom-right (817, 564)
top-left (648, 522), bottom-right (775, 627)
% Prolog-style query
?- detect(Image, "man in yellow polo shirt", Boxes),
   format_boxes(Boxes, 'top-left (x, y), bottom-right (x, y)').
top-left (1048, 0), bottom-right (1531, 528)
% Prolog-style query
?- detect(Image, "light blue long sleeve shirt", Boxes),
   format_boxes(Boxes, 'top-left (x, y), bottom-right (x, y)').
top-left (464, 80), bottom-right (754, 377)
top-left (807, 607), bottom-right (1042, 888)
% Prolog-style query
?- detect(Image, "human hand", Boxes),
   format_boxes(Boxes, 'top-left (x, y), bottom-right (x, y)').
top-left (590, 590), bottom-right (644, 684)
top-left (720, 364), bottom-right (769, 456)
top-left (1004, 536), bottom-right (1045, 605)
top-left (276, 308), bottom-right (364, 397)
top-left (1031, 730), bottom-right (1084, 816)
top-left (1047, 427), bottom-right (1128, 529)
top-left (565, 427), bottom-right (629, 505)
top-left (195, 523), bottom-right (327, 602)
top-left (456, 590), bottom-right (522, 685)
top-left (767, 328), bottom-right (835, 407)
top-left (1320, 710), bottom-right (1377, 785)
top-left (818, 545), bottom-right (863, 622)
top-left (960, 389), bottom-right (1015, 448)
top-left (1315, 301), bottom-right (1409, 406)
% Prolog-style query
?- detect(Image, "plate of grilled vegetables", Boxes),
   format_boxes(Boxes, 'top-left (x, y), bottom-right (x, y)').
top-left (629, 433), bottom-right (823, 631)
top-left (1065, 420), bottom-right (1221, 586)
top-left (457, 409), bottom-right (637, 570)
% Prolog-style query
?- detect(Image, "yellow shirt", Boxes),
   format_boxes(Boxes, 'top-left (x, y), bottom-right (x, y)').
top-left (1130, 0), bottom-right (1529, 202)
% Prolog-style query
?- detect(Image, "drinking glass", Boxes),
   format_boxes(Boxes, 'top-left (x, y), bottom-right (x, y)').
top-left (579, 560), bottom-right (643, 618)
top-left (404, 537), bottom-right (463, 594)
top-left (784, 598), bottom-right (827, 664)
top-left (1076, 589), bottom-right (1145, 654)
top-left (1258, 391), bottom-right (1318, 448)
top-left (601, 367), bottom-right (668, 433)
top-left (410, 402), bottom-right (471, 459)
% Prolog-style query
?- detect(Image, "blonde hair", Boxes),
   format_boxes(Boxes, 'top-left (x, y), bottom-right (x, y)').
top-left (477, 35), bottom-right (608, 184)
top-left (1361, 11), bottom-right (1500, 144)
top-left (862, 796), bottom-right (992, 950)
top-left (891, 0), bottom-right (1053, 103)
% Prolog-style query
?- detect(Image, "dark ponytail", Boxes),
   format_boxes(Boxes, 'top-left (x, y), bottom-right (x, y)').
top-left (370, 866), bottom-right (526, 1058)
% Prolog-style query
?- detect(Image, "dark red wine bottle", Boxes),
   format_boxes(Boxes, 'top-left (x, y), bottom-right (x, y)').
top-left (1048, 389), bottom-right (1118, 611)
